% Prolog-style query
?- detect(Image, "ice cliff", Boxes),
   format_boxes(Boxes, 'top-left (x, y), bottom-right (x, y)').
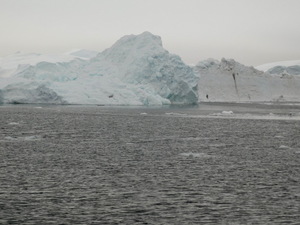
top-left (195, 58), bottom-right (300, 102)
top-left (0, 32), bottom-right (198, 105)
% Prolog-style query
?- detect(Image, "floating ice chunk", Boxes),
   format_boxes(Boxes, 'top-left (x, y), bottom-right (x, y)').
top-left (140, 112), bottom-right (147, 115)
top-left (210, 111), bottom-right (234, 116)
top-left (165, 112), bottom-right (188, 116)
top-left (279, 145), bottom-right (290, 149)
top-left (8, 122), bottom-right (20, 125)
top-left (209, 143), bottom-right (227, 147)
top-left (222, 111), bottom-right (233, 115)
top-left (274, 135), bottom-right (284, 138)
top-left (180, 137), bottom-right (206, 141)
top-left (4, 136), bottom-right (16, 140)
top-left (3, 135), bottom-right (41, 141)
top-left (23, 135), bottom-right (42, 141)
top-left (179, 152), bottom-right (211, 158)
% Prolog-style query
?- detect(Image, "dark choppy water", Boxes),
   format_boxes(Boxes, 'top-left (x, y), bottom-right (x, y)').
top-left (0, 103), bottom-right (300, 224)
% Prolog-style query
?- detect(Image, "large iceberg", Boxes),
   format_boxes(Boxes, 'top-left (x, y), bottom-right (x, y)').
top-left (0, 32), bottom-right (198, 105)
top-left (195, 58), bottom-right (300, 102)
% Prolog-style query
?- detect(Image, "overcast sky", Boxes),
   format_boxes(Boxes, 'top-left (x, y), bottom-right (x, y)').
top-left (1, 0), bottom-right (300, 66)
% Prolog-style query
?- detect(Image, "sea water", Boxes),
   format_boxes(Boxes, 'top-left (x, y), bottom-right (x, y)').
top-left (0, 103), bottom-right (299, 224)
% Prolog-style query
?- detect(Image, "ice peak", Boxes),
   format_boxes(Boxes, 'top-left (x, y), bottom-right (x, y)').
top-left (100, 32), bottom-right (164, 60)
top-left (116, 31), bottom-right (163, 47)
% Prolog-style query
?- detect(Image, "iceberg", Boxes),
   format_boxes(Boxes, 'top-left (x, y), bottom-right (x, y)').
top-left (0, 50), bottom-right (97, 78)
top-left (256, 60), bottom-right (300, 75)
top-left (0, 32), bottom-right (198, 105)
top-left (195, 58), bottom-right (300, 102)
top-left (1, 32), bottom-right (300, 105)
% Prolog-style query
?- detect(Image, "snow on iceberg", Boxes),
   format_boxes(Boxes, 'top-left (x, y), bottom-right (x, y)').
top-left (0, 32), bottom-right (198, 105)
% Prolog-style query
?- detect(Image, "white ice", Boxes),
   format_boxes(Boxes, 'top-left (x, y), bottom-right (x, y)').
top-left (1, 32), bottom-right (300, 106)
top-left (195, 58), bottom-right (300, 102)
top-left (0, 32), bottom-right (198, 106)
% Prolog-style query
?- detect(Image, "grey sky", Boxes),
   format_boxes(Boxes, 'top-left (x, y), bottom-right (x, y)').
top-left (1, 0), bottom-right (300, 66)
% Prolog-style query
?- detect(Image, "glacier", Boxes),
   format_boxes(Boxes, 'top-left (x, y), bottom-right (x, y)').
top-left (0, 32), bottom-right (198, 105)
